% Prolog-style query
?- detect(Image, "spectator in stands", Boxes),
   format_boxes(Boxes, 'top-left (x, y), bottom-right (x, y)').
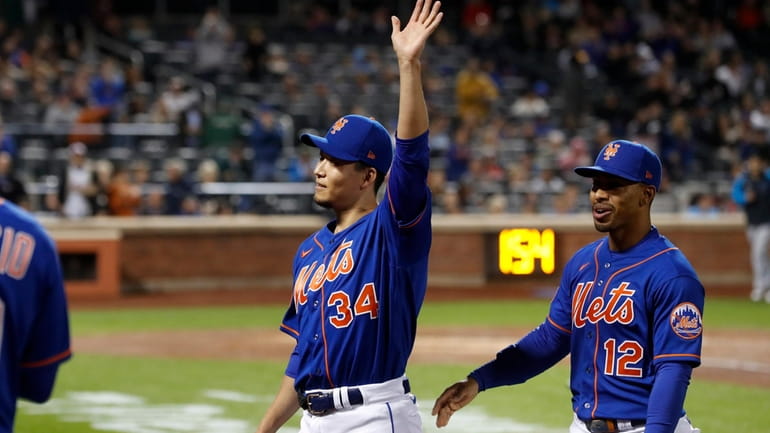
top-left (195, 158), bottom-right (231, 215)
top-left (444, 122), bottom-right (473, 182)
top-left (485, 193), bottom-right (508, 214)
top-left (180, 195), bottom-right (202, 216)
top-left (158, 76), bottom-right (198, 124)
top-left (529, 162), bottom-right (566, 213)
top-left (0, 150), bottom-right (27, 208)
top-left (56, 141), bottom-right (98, 219)
top-left (249, 105), bottom-right (284, 182)
top-left (732, 149), bottom-right (770, 303)
top-left (510, 81), bottom-right (550, 120)
top-left (181, 103), bottom-right (203, 148)
top-left (0, 122), bottom-right (17, 158)
top-left (242, 26), bottom-right (268, 83)
top-left (193, 5), bottom-right (234, 83)
top-left (162, 158), bottom-right (194, 215)
top-left (439, 185), bottom-right (464, 215)
top-left (285, 146), bottom-right (315, 183)
top-left (685, 192), bottom-right (722, 219)
top-left (202, 98), bottom-right (242, 159)
top-left (139, 188), bottom-right (166, 216)
top-left (0, 78), bottom-right (20, 123)
top-left (659, 109), bottom-right (700, 183)
top-left (559, 48), bottom-right (594, 131)
top-left (551, 182), bottom-right (583, 214)
top-left (89, 57), bottom-right (126, 117)
top-left (219, 144), bottom-right (251, 182)
top-left (44, 92), bottom-right (82, 127)
top-left (455, 56), bottom-right (499, 122)
top-left (106, 165), bottom-right (141, 216)
top-left (92, 158), bottom-right (113, 216)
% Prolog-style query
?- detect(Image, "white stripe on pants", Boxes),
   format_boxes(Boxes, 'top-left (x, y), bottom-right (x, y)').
top-left (300, 376), bottom-right (421, 433)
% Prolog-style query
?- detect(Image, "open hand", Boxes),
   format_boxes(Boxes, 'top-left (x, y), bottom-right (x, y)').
top-left (431, 377), bottom-right (479, 428)
top-left (390, 0), bottom-right (443, 63)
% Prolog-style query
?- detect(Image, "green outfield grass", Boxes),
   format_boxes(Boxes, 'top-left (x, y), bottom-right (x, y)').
top-left (14, 298), bottom-right (770, 433)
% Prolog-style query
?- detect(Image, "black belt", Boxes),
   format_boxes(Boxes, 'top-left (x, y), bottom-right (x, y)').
top-left (298, 379), bottom-right (411, 416)
top-left (583, 418), bottom-right (645, 433)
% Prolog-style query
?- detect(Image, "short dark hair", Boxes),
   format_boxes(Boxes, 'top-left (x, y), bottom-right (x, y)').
top-left (355, 161), bottom-right (386, 193)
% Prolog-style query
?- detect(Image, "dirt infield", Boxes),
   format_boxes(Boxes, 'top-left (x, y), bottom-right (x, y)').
top-left (73, 326), bottom-right (770, 389)
top-left (69, 288), bottom-right (770, 389)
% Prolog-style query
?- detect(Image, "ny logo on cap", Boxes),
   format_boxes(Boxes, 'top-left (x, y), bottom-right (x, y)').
top-left (603, 142), bottom-right (621, 160)
top-left (330, 117), bottom-right (349, 135)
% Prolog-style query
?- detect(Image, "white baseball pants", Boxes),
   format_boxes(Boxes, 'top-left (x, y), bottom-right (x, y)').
top-left (299, 376), bottom-right (421, 433)
top-left (569, 413), bottom-right (700, 433)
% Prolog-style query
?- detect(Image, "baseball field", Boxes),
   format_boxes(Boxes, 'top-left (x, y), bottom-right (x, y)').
top-left (14, 293), bottom-right (770, 433)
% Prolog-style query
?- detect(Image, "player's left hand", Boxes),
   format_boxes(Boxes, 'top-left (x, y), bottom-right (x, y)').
top-left (391, 0), bottom-right (443, 62)
top-left (431, 377), bottom-right (479, 428)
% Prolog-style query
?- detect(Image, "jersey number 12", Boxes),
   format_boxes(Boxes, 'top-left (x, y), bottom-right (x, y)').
top-left (603, 338), bottom-right (643, 377)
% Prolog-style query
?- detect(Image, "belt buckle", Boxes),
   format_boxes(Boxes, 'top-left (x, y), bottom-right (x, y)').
top-left (304, 392), bottom-right (330, 416)
top-left (587, 419), bottom-right (617, 433)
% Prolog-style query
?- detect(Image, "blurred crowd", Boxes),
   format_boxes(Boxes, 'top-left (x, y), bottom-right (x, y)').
top-left (1, 0), bottom-right (769, 217)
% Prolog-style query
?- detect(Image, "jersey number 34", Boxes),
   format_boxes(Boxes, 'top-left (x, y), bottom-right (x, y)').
top-left (327, 283), bottom-right (379, 328)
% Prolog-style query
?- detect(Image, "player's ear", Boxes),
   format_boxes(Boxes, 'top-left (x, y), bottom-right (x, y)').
top-left (361, 166), bottom-right (377, 189)
top-left (640, 184), bottom-right (655, 207)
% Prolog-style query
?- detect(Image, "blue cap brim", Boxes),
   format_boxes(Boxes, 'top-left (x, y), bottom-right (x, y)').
top-left (300, 133), bottom-right (357, 163)
top-left (574, 165), bottom-right (638, 183)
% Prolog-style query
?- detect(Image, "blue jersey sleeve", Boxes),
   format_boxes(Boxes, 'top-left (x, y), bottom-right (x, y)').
top-left (650, 275), bottom-right (704, 367)
top-left (20, 234), bottom-right (71, 368)
top-left (386, 131), bottom-right (430, 227)
top-left (469, 322), bottom-right (570, 391)
top-left (645, 362), bottom-right (692, 433)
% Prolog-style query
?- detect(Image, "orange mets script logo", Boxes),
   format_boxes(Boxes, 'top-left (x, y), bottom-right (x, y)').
top-left (293, 240), bottom-right (355, 307)
top-left (330, 117), bottom-right (349, 135)
top-left (572, 281), bottom-right (636, 327)
top-left (603, 142), bottom-right (621, 160)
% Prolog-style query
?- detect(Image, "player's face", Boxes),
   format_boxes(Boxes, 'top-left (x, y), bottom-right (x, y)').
top-left (312, 152), bottom-right (368, 210)
top-left (589, 174), bottom-right (651, 233)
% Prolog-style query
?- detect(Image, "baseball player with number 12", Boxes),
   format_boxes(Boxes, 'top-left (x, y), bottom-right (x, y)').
top-left (433, 140), bottom-right (704, 433)
top-left (256, 1), bottom-right (442, 432)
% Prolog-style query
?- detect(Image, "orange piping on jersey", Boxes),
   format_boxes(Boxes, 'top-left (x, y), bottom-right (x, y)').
top-left (386, 187), bottom-right (427, 229)
top-left (401, 206), bottom-right (426, 229)
top-left (654, 353), bottom-right (701, 361)
top-left (588, 241), bottom-right (603, 419)
top-left (590, 245), bottom-right (679, 418)
top-left (547, 316), bottom-right (572, 334)
top-left (21, 348), bottom-right (72, 368)
top-left (281, 323), bottom-right (300, 337)
top-left (313, 234), bottom-right (324, 251)
top-left (319, 284), bottom-right (335, 388)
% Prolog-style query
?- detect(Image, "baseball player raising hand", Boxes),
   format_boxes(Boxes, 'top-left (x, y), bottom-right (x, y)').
top-left (256, 1), bottom-right (442, 432)
top-left (433, 141), bottom-right (704, 433)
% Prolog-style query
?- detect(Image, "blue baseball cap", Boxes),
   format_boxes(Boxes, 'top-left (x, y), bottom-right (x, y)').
top-left (300, 114), bottom-right (393, 174)
top-left (574, 140), bottom-right (662, 190)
